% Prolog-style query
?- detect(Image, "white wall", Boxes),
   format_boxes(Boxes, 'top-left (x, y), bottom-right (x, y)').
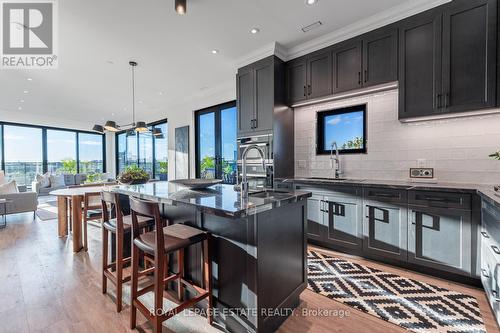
top-left (294, 89), bottom-right (500, 184)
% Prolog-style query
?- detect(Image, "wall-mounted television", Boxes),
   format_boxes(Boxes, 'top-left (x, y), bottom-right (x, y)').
top-left (316, 104), bottom-right (367, 155)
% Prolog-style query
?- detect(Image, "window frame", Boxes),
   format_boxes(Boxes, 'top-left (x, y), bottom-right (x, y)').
top-left (316, 104), bottom-right (367, 155)
top-left (0, 121), bottom-right (106, 174)
top-left (114, 118), bottom-right (168, 179)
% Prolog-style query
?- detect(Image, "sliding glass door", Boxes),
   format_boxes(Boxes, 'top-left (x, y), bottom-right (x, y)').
top-left (47, 130), bottom-right (77, 174)
top-left (3, 125), bottom-right (43, 186)
top-left (195, 101), bottom-right (237, 184)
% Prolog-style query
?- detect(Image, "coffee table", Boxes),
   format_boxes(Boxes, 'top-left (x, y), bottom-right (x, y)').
top-left (0, 199), bottom-right (12, 229)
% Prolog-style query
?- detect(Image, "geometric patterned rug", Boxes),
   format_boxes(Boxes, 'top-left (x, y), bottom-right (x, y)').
top-left (307, 250), bottom-right (486, 333)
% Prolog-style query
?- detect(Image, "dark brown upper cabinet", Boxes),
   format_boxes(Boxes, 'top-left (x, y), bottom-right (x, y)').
top-left (237, 56), bottom-right (286, 137)
top-left (362, 28), bottom-right (398, 87)
top-left (286, 50), bottom-right (332, 105)
top-left (399, 0), bottom-right (497, 119)
top-left (332, 40), bottom-right (363, 94)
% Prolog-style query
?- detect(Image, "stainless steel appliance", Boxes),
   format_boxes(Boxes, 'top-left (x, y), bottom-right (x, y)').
top-left (237, 134), bottom-right (274, 191)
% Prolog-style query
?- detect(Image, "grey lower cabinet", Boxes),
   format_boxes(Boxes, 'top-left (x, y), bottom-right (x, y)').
top-left (363, 188), bottom-right (408, 262)
top-left (408, 205), bottom-right (472, 276)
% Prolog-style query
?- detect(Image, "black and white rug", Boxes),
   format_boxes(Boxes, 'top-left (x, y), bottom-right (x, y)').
top-left (307, 250), bottom-right (486, 333)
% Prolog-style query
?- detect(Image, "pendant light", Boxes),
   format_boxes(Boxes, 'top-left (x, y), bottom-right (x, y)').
top-left (175, 0), bottom-right (186, 15)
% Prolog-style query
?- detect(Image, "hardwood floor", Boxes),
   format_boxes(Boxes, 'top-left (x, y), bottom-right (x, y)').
top-left (0, 211), bottom-right (498, 333)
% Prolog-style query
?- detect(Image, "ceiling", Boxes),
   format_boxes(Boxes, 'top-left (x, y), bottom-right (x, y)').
top-left (0, 0), bottom-right (444, 129)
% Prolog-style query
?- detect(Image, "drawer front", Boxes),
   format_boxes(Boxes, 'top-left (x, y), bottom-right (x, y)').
top-left (363, 187), bottom-right (407, 204)
top-left (295, 184), bottom-right (361, 198)
top-left (483, 201), bottom-right (500, 248)
top-left (408, 190), bottom-right (471, 210)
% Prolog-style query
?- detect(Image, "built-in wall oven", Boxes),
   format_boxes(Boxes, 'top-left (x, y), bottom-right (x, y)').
top-left (237, 134), bottom-right (274, 190)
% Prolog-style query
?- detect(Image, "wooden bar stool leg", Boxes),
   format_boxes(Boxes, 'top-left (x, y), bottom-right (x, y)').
top-left (83, 215), bottom-right (88, 252)
top-left (102, 227), bottom-right (108, 294)
top-left (154, 253), bottom-right (165, 333)
top-left (130, 245), bottom-right (139, 329)
top-left (177, 249), bottom-right (184, 301)
top-left (203, 236), bottom-right (213, 325)
top-left (116, 231), bottom-right (124, 312)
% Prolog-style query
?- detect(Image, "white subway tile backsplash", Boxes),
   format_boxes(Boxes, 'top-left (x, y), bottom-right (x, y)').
top-left (294, 89), bottom-right (500, 184)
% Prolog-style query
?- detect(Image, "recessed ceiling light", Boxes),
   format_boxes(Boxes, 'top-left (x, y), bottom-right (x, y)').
top-left (23, 90), bottom-right (29, 94)
top-left (138, 100), bottom-right (143, 104)
top-left (158, 91), bottom-right (164, 96)
top-left (250, 28), bottom-right (260, 34)
top-left (305, 0), bottom-right (317, 5)
top-left (26, 78), bottom-right (32, 81)
top-left (20, 99), bottom-right (24, 103)
top-left (17, 106), bottom-right (22, 110)
top-left (111, 112), bottom-right (115, 116)
top-left (211, 49), bottom-right (219, 54)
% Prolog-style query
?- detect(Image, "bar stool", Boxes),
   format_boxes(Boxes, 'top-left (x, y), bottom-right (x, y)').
top-left (101, 191), bottom-right (154, 312)
top-left (129, 197), bottom-right (213, 333)
top-left (83, 192), bottom-right (102, 251)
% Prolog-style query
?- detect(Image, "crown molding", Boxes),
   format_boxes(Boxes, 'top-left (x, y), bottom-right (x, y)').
top-left (286, 0), bottom-right (451, 60)
top-left (234, 42), bottom-right (287, 69)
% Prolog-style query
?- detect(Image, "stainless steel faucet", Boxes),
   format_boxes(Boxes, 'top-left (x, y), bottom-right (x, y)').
top-left (240, 144), bottom-right (266, 198)
top-left (330, 142), bottom-right (342, 179)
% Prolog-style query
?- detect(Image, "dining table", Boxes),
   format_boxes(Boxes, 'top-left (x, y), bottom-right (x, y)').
top-left (50, 185), bottom-right (115, 252)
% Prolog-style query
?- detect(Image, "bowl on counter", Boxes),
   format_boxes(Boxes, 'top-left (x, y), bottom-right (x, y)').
top-left (169, 178), bottom-right (222, 190)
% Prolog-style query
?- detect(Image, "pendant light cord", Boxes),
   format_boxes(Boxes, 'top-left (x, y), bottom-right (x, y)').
top-left (131, 63), bottom-right (136, 125)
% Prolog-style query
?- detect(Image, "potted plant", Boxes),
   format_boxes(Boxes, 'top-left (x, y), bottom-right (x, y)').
top-left (158, 161), bottom-right (168, 181)
top-left (118, 165), bottom-right (150, 185)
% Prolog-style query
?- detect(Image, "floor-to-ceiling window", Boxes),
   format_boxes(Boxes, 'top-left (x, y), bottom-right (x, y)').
top-left (47, 130), bottom-right (77, 174)
top-left (78, 133), bottom-right (104, 174)
top-left (195, 101), bottom-right (237, 184)
top-left (0, 123), bottom-right (105, 188)
top-left (3, 125), bottom-right (43, 186)
top-left (116, 120), bottom-right (168, 179)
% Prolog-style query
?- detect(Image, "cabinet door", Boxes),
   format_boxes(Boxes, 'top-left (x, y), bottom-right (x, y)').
top-left (332, 40), bottom-right (362, 93)
top-left (286, 58), bottom-right (307, 105)
top-left (307, 51), bottom-right (332, 99)
top-left (398, 11), bottom-right (443, 119)
top-left (324, 194), bottom-right (362, 250)
top-left (408, 206), bottom-right (472, 276)
top-left (254, 61), bottom-right (274, 133)
top-left (306, 194), bottom-right (325, 242)
top-left (363, 200), bottom-right (408, 262)
top-left (362, 28), bottom-right (398, 87)
top-left (441, 0), bottom-right (497, 114)
top-left (236, 69), bottom-right (255, 137)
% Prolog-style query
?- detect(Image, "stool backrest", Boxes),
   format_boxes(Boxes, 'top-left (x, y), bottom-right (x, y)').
top-left (129, 196), bottom-right (164, 254)
top-left (101, 192), bottom-right (125, 231)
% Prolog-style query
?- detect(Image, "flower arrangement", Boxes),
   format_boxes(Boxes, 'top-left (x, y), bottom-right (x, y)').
top-left (118, 165), bottom-right (150, 185)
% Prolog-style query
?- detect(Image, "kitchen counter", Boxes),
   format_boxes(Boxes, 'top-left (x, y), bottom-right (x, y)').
top-left (112, 181), bottom-right (311, 218)
top-left (285, 177), bottom-right (500, 206)
top-left (112, 181), bottom-right (311, 333)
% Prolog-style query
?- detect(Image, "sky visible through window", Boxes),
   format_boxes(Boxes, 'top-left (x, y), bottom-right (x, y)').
top-left (323, 110), bottom-right (364, 150)
top-left (198, 106), bottom-right (237, 161)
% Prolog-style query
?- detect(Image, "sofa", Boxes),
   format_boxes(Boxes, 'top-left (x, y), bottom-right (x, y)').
top-left (32, 173), bottom-right (88, 195)
top-left (0, 171), bottom-right (38, 217)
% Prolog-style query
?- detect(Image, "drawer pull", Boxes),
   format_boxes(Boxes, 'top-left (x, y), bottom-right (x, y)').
top-left (482, 268), bottom-right (490, 278)
top-left (481, 231), bottom-right (490, 238)
top-left (492, 245), bottom-right (500, 255)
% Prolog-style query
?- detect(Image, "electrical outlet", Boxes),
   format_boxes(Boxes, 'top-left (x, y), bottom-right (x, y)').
top-left (409, 168), bottom-right (434, 179)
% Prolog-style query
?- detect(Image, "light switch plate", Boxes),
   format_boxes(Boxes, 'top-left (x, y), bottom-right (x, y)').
top-left (409, 168), bottom-right (434, 179)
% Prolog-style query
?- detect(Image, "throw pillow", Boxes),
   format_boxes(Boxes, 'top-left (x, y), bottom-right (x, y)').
top-left (0, 180), bottom-right (19, 194)
top-left (36, 173), bottom-right (50, 188)
top-left (49, 174), bottom-right (65, 188)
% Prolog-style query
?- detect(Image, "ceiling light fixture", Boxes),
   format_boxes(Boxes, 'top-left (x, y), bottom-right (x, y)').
top-left (92, 61), bottom-right (162, 137)
top-left (305, 0), bottom-right (317, 5)
top-left (175, 0), bottom-right (186, 15)
top-left (20, 99), bottom-right (24, 103)
top-left (23, 90), bottom-right (29, 94)
top-left (250, 28), bottom-right (260, 34)
top-left (17, 106), bottom-right (22, 110)
top-left (211, 49), bottom-right (219, 54)
top-left (26, 78), bottom-right (32, 81)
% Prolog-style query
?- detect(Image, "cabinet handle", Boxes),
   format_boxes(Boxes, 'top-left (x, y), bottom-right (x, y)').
top-left (250, 119), bottom-right (254, 129)
top-left (308, 84), bottom-right (312, 95)
top-left (444, 93), bottom-right (449, 108)
top-left (364, 70), bottom-right (368, 83)
top-left (303, 86), bottom-right (307, 97)
top-left (436, 94), bottom-right (442, 108)
top-left (492, 245), bottom-right (500, 255)
top-left (358, 72), bottom-right (361, 85)
top-left (254, 118), bottom-right (258, 129)
top-left (481, 231), bottom-right (490, 238)
top-left (482, 268), bottom-right (490, 278)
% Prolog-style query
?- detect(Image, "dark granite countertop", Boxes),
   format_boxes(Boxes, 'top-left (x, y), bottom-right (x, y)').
top-left (284, 177), bottom-right (500, 207)
top-left (111, 181), bottom-right (312, 218)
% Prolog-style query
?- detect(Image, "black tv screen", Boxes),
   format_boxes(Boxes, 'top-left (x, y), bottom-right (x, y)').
top-left (317, 104), bottom-right (367, 154)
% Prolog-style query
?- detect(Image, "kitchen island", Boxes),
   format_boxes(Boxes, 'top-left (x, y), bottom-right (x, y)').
top-left (111, 181), bottom-right (311, 333)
